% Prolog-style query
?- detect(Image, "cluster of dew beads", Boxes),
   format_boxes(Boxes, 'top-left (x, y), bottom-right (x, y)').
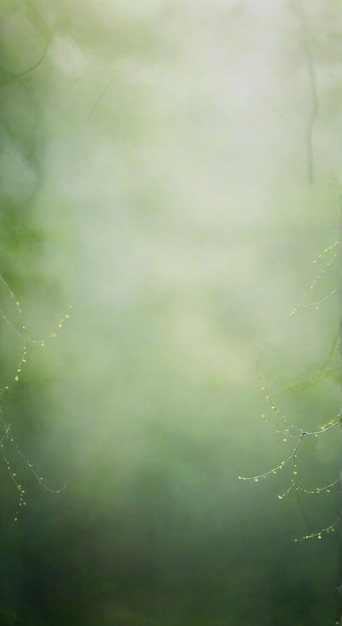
top-left (0, 275), bottom-right (71, 521)
top-left (1, 426), bottom-right (27, 522)
top-left (290, 240), bottom-right (339, 316)
top-left (294, 521), bottom-right (337, 543)
top-left (239, 375), bottom-right (340, 541)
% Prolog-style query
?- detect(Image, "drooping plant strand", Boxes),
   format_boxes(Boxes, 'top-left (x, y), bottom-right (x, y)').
top-left (0, 273), bottom-right (71, 521)
top-left (240, 229), bottom-right (340, 542)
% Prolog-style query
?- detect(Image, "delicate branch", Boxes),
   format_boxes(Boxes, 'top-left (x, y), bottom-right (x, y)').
top-left (290, 241), bottom-right (339, 316)
top-left (239, 374), bottom-right (340, 541)
top-left (0, 274), bottom-right (71, 520)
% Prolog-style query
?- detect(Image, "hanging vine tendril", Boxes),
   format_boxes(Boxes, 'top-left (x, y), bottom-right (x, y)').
top-left (238, 372), bottom-right (340, 541)
top-left (290, 240), bottom-right (339, 317)
top-left (240, 237), bottom-right (341, 542)
top-left (0, 272), bottom-right (71, 521)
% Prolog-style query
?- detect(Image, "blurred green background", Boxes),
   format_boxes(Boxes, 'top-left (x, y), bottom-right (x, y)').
top-left (0, 1), bottom-right (342, 624)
